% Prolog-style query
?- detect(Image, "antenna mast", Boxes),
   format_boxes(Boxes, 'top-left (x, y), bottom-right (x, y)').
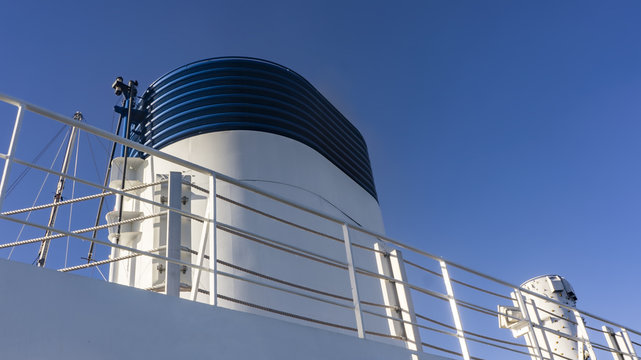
top-left (112, 78), bottom-right (138, 243)
top-left (85, 77), bottom-right (138, 262)
top-left (36, 112), bottom-right (83, 267)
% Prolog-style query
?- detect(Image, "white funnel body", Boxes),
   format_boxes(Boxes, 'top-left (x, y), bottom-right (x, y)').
top-left (104, 57), bottom-right (423, 350)
top-left (105, 130), bottom-right (420, 349)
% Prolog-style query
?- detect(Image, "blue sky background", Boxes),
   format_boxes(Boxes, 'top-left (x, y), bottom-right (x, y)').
top-left (1, 0), bottom-right (640, 352)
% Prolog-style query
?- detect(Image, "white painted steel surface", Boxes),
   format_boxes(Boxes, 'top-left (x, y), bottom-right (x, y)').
top-left (0, 258), bottom-right (442, 360)
top-left (164, 172), bottom-right (182, 297)
top-left (1, 94), bottom-right (640, 360)
top-left (440, 260), bottom-right (470, 360)
top-left (119, 130), bottom-right (396, 342)
top-left (514, 288), bottom-right (546, 360)
top-left (603, 328), bottom-right (640, 360)
top-left (501, 275), bottom-right (589, 360)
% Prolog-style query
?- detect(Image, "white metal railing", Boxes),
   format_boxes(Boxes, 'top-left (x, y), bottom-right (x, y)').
top-left (0, 93), bottom-right (639, 360)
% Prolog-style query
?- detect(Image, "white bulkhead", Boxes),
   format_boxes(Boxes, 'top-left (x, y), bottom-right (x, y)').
top-left (107, 129), bottom-right (418, 347)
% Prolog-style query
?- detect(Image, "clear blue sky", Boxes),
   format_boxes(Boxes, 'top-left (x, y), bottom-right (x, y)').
top-left (1, 0), bottom-right (639, 343)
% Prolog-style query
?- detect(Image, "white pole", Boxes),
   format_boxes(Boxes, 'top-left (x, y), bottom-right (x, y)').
top-left (208, 174), bottom-right (217, 306)
top-left (514, 289), bottom-right (544, 360)
top-left (0, 105), bottom-right (25, 212)
top-left (165, 171), bottom-right (182, 297)
top-left (440, 260), bottom-right (470, 360)
top-left (574, 309), bottom-right (597, 360)
top-left (342, 224), bottom-right (364, 338)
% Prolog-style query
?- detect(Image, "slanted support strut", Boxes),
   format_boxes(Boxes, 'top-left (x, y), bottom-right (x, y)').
top-left (36, 112), bottom-right (83, 267)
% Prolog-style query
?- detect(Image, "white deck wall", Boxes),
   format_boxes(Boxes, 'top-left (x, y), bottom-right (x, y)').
top-left (0, 258), bottom-right (448, 360)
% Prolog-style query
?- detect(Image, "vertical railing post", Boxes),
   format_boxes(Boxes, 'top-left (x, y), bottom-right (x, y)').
top-left (208, 173), bottom-right (217, 306)
top-left (514, 289), bottom-right (544, 360)
top-left (373, 243), bottom-right (422, 351)
top-left (165, 171), bottom-right (182, 297)
top-left (342, 223), bottom-right (364, 338)
top-left (0, 105), bottom-right (25, 212)
top-left (620, 329), bottom-right (639, 360)
top-left (603, 326), bottom-right (627, 360)
top-left (528, 298), bottom-right (554, 358)
top-left (439, 260), bottom-right (470, 360)
top-left (390, 249), bottom-right (423, 353)
top-left (574, 309), bottom-right (597, 360)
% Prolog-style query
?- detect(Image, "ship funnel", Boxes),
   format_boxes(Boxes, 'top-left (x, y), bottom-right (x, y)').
top-left (498, 275), bottom-right (590, 360)
top-left (104, 57), bottom-right (421, 350)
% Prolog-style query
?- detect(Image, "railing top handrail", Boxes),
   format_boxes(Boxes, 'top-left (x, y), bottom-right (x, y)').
top-left (0, 92), bottom-right (638, 338)
top-left (0, 93), bottom-right (212, 175)
top-left (346, 223), bottom-right (641, 334)
top-left (0, 93), bottom-right (356, 224)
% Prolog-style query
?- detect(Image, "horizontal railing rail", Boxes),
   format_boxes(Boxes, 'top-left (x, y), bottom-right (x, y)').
top-left (0, 93), bottom-right (638, 360)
